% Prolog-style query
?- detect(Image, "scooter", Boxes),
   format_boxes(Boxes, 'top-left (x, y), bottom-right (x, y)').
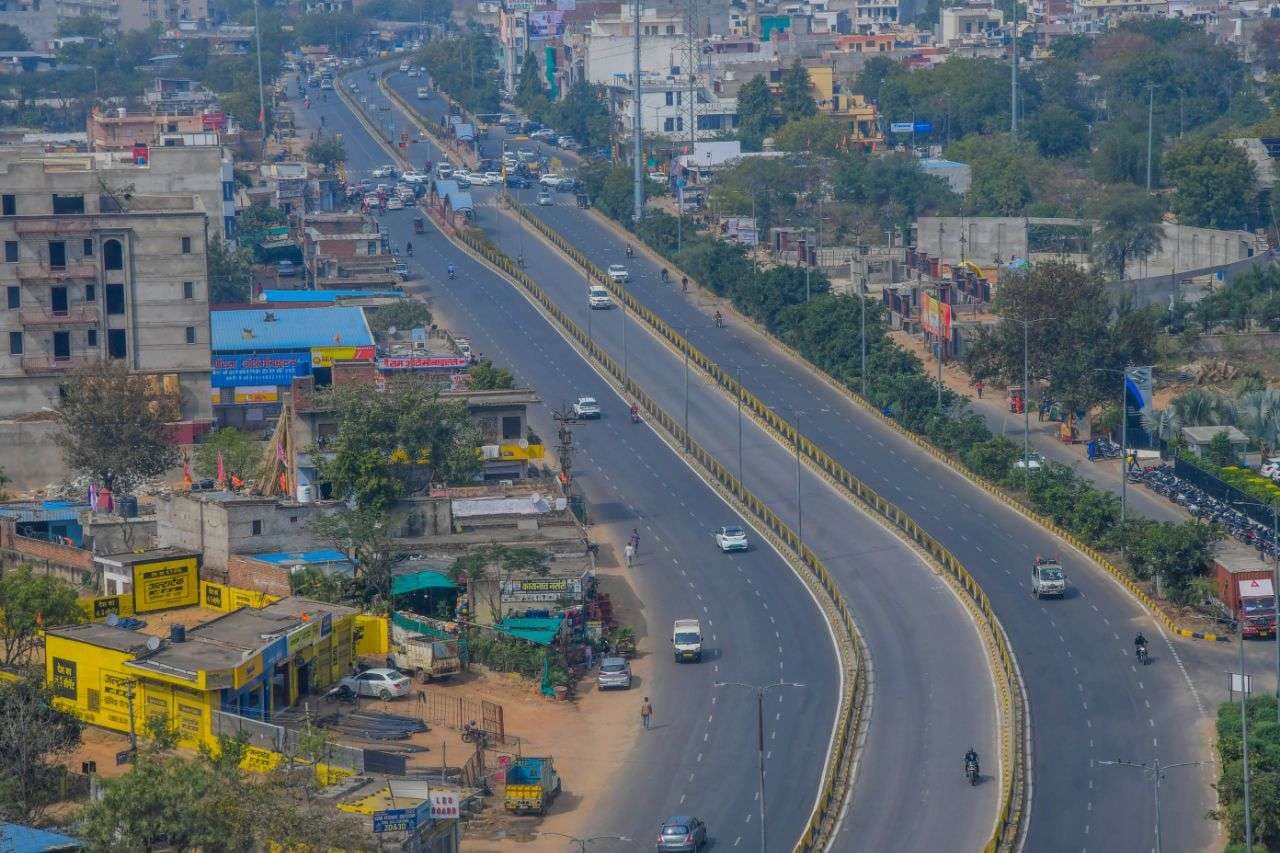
top-left (714, 312), bottom-right (724, 328)
top-left (630, 407), bottom-right (641, 424)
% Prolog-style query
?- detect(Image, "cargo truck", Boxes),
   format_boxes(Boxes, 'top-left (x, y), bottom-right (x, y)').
top-left (1214, 547), bottom-right (1276, 638)
top-left (391, 634), bottom-right (461, 682)
top-left (504, 757), bottom-right (561, 815)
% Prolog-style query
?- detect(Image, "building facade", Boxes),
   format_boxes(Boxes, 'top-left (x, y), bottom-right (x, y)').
top-left (0, 151), bottom-right (213, 430)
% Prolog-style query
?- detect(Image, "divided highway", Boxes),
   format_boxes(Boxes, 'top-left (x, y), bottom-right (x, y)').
top-left (357, 70), bottom-right (1004, 851)
top-left (300, 79), bottom-right (843, 848)
top-left (381, 73), bottom-right (1221, 853)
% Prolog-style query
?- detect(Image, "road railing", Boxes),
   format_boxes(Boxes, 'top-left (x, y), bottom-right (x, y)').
top-left (365, 77), bottom-right (868, 851)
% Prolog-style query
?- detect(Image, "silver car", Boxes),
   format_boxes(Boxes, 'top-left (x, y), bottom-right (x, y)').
top-left (657, 816), bottom-right (707, 851)
top-left (597, 656), bottom-right (632, 689)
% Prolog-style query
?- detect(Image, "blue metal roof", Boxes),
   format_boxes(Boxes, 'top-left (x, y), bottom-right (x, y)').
top-left (0, 501), bottom-right (87, 523)
top-left (0, 823), bottom-right (83, 852)
top-left (444, 190), bottom-right (473, 211)
top-left (252, 548), bottom-right (352, 565)
top-left (211, 307), bottom-right (373, 352)
top-left (262, 290), bottom-right (404, 303)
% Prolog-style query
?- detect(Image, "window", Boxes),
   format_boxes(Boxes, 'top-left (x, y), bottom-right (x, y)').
top-left (1, 194), bottom-right (14, 216)
top-left (106, 328), bottom-right (126, 359)
top-left (84, 284), bottom-right (95, 302)
top-left (222, 181), bottom-right (235, 202)
top-left (87, 329), bottom-right (97, 347)
top-left (103, 239), bottom-right (123, 271)
top-left (664, 117), bottom-right (675, 132)
top-left (8, 332), bottom-right (21, 355)
top-left (182, 281), bottom-right (194, 299)
top-left (677, 117), bottom-right (684, 131)
top-left (502, 415), bottom-right (522, 440)
top-left (251, 519), bottom-right (263, 535)
top-left (50, 286), bottom-right (67, 315)
top-left (105, 284), bottom-right (124, 315)
top-left (185, 326), bottom-right (196, 344)
top-left (367, 240), bottom-right (378, 255)
top-left (53, 331), bottom-right (70, 360)
top-left (666, 24), bottom-right (675, 33)
top-left (83, 238), bottom-right (93, 257)
top-left (6, 287), bottom-right (17, 310)
top-left (665, 91), bottom-right (674, 106)
top-left (3, 241), bottom-right (15, 263)
top-left (181, 236), bottom-right (192, 254)
top-left (51, 194), bottom-right (85, 215)
top-left (48, 240), bottom-right (66, 270)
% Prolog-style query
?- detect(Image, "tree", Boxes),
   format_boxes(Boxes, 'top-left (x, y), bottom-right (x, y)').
top-left (1255, 19), bottom-right (1280, 72)
top-left (1162, 136), bottom-right (1258, 229)
top-left (834, 149), bottom-right (957, 229)
top-left (206, 237), bottom-right (253, 304)
top-left (1089, 187), bottom-right (1162, 280)
top-left (514, 50), bottom-right (546, 111)
top-left (708, 157), bottom-right (804, 233)
top-left (947, 134), bottom-right (1034, 216)
top-left (963, 261), bottom-right (1161, 412)
top-left (238, 201), bottom-right (288, 255)
top-left (469, 358), bottom-right (515, 390)
top-left (55, 361), bottom-right (180, 496)
top-left (311, 506), bottom-right (396, 603)
top-left (1122, 517), bottom-right (1218, 601)
top-left (449, 545), bottom-right (548, 623)
top-left (1235, 389), bottom-right (1280, 451)
top-left (0, 24), bottom-right (30, 51)
top-left (1025, 104), bottom-right (1089, 158)
top-left (735, 74), bottom-right (774, 150)
top-left (852, 55), bottom-right (907, 105)
top-left (0, 678), bottom-right (83, 824)
top-left (1092, 121), bottom-right (1150, 186)
top-left (780, 59), bottom-right (817, 121)
top-left (547, 81), bottom-right (612, 150)
top-left (365, 299), bottom-right (432, 335)
top-left (1172, 388), bottom-right (1230, 426)
top-left (304, 136), bottom-right (346, 169)
top-left (773, 116), bottom-right (845, 155)
top-left (0, 568), bottom-right (84, 667)
top-left (193, 428), bottom-right (261, 482)
top-left (0, 465), bottom-right (9, 500)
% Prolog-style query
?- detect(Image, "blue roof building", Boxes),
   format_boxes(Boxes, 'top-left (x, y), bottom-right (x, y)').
top-left (260, 289), bottom-right (404, 304)
top-left (211, 307), bottom-right (374, 353)
top-left (0, 823), bottom-right (82, 852)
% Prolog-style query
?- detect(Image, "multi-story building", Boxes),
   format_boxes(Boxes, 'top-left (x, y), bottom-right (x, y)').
top-left (117, 0), bottom-right (207, 30)
top-left (611, 73), bottom-right (739, 141)
top-left (0, 0), bottom-right (58, 51)
top-left (0, 151), bottom-right (213, 436)
top-left (940, 5), bottom-right (1004, 44)
top-left (55, 0), bottom-right (121, 32)
top-left (583, 5), bottom-right (689, 86)
top-left (301, 212), bottom-right (399, 290)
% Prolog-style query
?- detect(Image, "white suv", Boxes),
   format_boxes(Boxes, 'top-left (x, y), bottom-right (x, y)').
top-left (588, 285), bottom-right (613, 309)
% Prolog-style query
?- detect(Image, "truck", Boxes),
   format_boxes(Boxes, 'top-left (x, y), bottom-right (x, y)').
top-left (1030, 557), bottom-right (1066, 599)
top-left (503, 757), bottom-right (561, 815)
top-left (1214, 547), bottom-right (1277, 637)
top-left (673, 618), bottom-right (703, 662)
top-left (391, 634), bottom-right (461, 682)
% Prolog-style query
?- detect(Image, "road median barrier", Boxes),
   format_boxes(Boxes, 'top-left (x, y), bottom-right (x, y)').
top-left (352, 79), bottom-right (867, 851)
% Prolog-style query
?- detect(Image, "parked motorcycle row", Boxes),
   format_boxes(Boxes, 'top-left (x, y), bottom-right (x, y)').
top-left (1130, 465), bottom-right (1279, 556)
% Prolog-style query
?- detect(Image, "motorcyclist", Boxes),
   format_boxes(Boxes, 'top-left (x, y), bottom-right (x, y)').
top-left (964, 747), bottom-right (979, 777)
top-left (447, 263), bottom-right (456, 279)
top-left (661, 268), bottom-right (669, 282)
top-left (714, 310), bottom-right (723, 328)
top-left (1134, 632), bottom-right (1148, 661)
top-left (630, 403), bottom-right (639, 422)
top-left (681, 276), bottom-right (689, 293)
top-left (625, 244), bottom-right (634, 259)
top-left (406, 241), bottom-right (413, 256)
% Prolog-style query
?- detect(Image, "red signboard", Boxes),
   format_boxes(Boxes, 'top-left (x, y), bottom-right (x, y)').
top-left (921, 293), bottom-right (952, 339)
top-left (379, 355), bottom-right (471, 370)
top-left (201, 112), bottom-right (227, 131)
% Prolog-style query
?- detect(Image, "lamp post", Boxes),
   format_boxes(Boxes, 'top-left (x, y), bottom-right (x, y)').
top-left (537, 832), bottom-right (631, 853)
top-left (683, 327), bottom-right (690, 450)
top-left (1232, 499), bottom-right (1280, 723)
top-left (714, 680), bottom-right (806, 853)
top-left (786, 408), bottom-right (805, 546)
top-left (998, 315), bottom-right (1055, 481)
top-left (736, 365), bottom-right (745, 485)
top-left (1094, 366), bottom-right (1132, 528)
top-left (1096, 758), bottom-right (1203, 853)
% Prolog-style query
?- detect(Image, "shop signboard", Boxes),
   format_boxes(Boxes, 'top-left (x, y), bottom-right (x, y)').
top-left (211, 353), bottom-right (311, 388)
top-left (233, 386), bottom-right (278, 404)
top-left (132, 556), bottom-right (199, 613)
top-left (378, 355), bottom-right (470, 371)
top-left (51, 658), bottom-right (77, 699)
top-left (920, 293), bottom-right (952, 339)
top-left (287, 621), bottom-right (319, 655)
top-left (312, 345), bottom-right (376, 368)
top-left (501, 575), bottom-right (586, 602)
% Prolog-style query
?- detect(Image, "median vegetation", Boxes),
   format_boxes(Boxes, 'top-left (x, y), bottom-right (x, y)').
top-left (1216, 697), bottom-right (1280, 850)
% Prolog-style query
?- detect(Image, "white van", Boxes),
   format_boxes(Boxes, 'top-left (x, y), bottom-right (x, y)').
top-left (588, 285), bottom-right (613, 309)
top-left (673, 619), bottom-right (702, 662)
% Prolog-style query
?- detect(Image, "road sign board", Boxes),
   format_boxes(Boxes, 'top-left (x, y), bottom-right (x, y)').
top-left (372, 799), bottom-right (434, 834)
top-left (889, 122), bottom-right (914, 133)
top-left (914, 121), bottom-right (934, 133)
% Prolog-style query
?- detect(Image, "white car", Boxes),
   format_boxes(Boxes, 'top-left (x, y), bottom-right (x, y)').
top-left (372, 165), bottom-right (396, 178)
top-left (484, 171), bottom-right (503, 185)
top-left (647, 171), bottom-right (668, 184)
top-left (335, 667), bottom-right (411, 700)
top-left (464, 171), bottom-right (492, 186)
top-left (572, 396), bottom-right (601, 419)
top-left (589, 285), bottom-right (613, 309)
top-left (556, 135), bottom-right (577, 149)
top-left (399, 62), bottom-right (410, 72)
top-left (1014, 452), bottom-right (1043, 471)
top-left (386, 197), bottom-right (405, 210)
top-left (539, 173), bottom-right (565, 188)
top-left (1262, 457), bottom-right (1280, 480)
top-left (537, 190), bottom-right (554, 206)
top-left (607, 264), bottom-right (629, 283)
top-left (401, 171), bottom-right (430, 184)
top-left (714, 525), bottom-right (749, 552)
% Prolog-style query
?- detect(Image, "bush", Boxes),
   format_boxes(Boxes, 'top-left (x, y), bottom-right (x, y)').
top-left (1216, 697), bottom-right (1280, 850)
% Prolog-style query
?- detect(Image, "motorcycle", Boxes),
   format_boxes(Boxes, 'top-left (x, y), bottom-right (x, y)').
top-left (965, 760), bottom-right (980, 786)
top-left (631, 408), bottom-right (641, 424)
top-left (1136, 644), bottom-right (1150, 665)
top-left (714, 313), bottom-right (724, 328)
top-left (461, 721), bottom-right (492, 748)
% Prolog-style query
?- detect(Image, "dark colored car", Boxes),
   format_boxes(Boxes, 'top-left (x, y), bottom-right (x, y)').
top-left (506, 174), bottom-right (532, 189)
top-left (657, 816), bottom-right (707, 851)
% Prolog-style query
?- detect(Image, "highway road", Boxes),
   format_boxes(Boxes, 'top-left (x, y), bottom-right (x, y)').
top-left (296, 76), bottom-right (845, 849)
top-left (380, 72), bottom-right (1222, 853)
top-left (355, 70), bottom-right (1005, 852)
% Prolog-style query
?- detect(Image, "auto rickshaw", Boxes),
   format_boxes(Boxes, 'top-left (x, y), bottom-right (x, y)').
top-left (413, 216), bottom-right (425, 234)
top-left (1007, 385), bottom-right (1025, 415)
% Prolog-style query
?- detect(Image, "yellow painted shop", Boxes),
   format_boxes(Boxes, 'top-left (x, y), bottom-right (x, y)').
top-left (45, 596), bottom-right (370, 751)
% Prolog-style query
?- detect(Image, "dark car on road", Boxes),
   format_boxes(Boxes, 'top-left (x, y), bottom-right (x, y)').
top-left (505, 174), bottom-right (532, 189)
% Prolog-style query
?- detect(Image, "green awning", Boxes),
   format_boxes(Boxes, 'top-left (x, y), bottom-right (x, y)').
top-left (391, 570), bottom-right (457, 596)
top-left (494, 616), bottom-right (564, 647)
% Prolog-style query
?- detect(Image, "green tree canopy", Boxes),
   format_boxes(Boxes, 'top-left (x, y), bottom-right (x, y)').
top-left (833, 149), bottom-right (957, 230)
top-left (773, 116), bottom-right (845, 155)
top-left (946, 134), bottom-right (1035, 216)
top-left (708, 157), bottom-right (804, 233)
top-left (206, 237), bottom-right (253, 305)
top-left (0, 568), bottom-right (83, 666)
top-left (415, 29), bottom-right (501, 114)
top-left (735, 74), bottom-right (774, 150)
top-left (780, 59), bottom-right (817, 121)
top-left (0, 678), bottom-right (83, 824)
top-left (469, 358), bottom-right (515, 390)
top-left (365, 299), bottom-right (433, 336)
top-left (0, 24), bottom-right (31, 51)
top-left (1091, 121), bottom-right (1151, 186)
top-left (1025, 104), bottom-right (1089, 158)
top-left (305, 136), bottom-right (347, 169)
top-left (1089, 186), bottom-right (1163, 280)
top-left (193, 428), bottom-right (261, 482)
top-left (1162, 136), bottom-right (1258, 229)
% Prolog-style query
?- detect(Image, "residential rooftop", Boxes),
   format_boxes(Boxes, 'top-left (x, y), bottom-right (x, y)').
top-left (211, 306), bottom-right (374, 352)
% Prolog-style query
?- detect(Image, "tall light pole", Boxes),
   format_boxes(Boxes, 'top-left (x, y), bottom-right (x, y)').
top-left (537, 832), bottom-right (631, 852)
top-left (998, 315), bottom-right (1054, 479)
top-left (1232, 499), bottom-right (1280, 723)
top-left (1095, 366), bottom-right (1132, 528)
top-left (715, 680), bottom-right (806, 853)
top-left (1146, 83), bottom-right (1156, 191)
top-left (859, 272), bottom-right (868, 399)
top-left (1097, 758), bottom-right (1202, 853)
top-left (253, 0), bottom-right (267, 158)
top-left (683, 327), bottom-right (690, 450)
top-left (1239, 622), bottom-right (1255, 853)
top-left (1009, 1), bottom-right (1019, 135)
top-left (787, 408), bottom-right (805, 545)
top-left (632, 0), bottom-right (644, 224)
top-left (736, 365), bottom-right (744, 485)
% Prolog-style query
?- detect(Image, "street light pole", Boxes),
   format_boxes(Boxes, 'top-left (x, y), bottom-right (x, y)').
top-left (1097, 758), bottom-right (1203, 853)
top-left (860, 273), bottom-right (868, 399)
top-left (715, 680), bottom-right (806, 853)
top-left (793, 412), bottom-right (803, 546)
top-left (1241, 622), bottom-right (1255, 853)
top-left (1146, 83), bottom-right (1156, 192)
top-left (683, 328), bottom-right (690, 450)
top-left (737, 365), bottom-right (744, 486)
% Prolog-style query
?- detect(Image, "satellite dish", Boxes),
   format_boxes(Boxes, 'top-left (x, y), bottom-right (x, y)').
top-left (106, 614), bottom-right (119, 627)
top-left (145, 636), bottom-right (161, 651)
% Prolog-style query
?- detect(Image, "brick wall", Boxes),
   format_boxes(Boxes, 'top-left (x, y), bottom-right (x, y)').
top-left (0, 518), bottom-right (96, 588)
top-left (226, 554), bottom-right (292, 597)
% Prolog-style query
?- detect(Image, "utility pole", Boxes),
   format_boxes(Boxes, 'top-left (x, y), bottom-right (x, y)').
top-left (632, 0), bottom-right (643, 224)
top-left (686, 0), bottom-right (698, 160)
top-left (1240, 626), bottom-right (1255, 852)
top-left (683, 329), bottom-right (690, 449)
top-left (1146, 83), bottom-right (1156, 191)
top-left (1097, 757), bottom-right (1203, 853)
top-left (737, 366), bottom-right (744, 485)
top-left (1009, 0), bottom-right (1019, 135)
top-left (253, 0), bottom-right (267, 158)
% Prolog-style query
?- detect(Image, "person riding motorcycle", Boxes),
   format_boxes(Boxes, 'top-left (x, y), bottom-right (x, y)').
top-left (625, 244), bottom-right (634, 259)
top-left (447, 263), bottom-right (456, 279)
top-left (714, 310), bottom-right (723, 328)
top-left (661, 268), bottom-right (669, 282)
top-left (630, 403), bottom-right (640, 422)
top-left (406, 241), bottom-right (413, 256)
top-left (964, 748), bottom-right (980, 779)
top-left (1134, 632), bottom-right (1148, 661)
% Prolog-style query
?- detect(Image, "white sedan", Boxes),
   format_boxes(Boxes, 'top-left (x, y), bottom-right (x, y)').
top-left (334, 668), bottom-right (411, 700)
top-left (386, 197), bottom-right (405, 210)
top-left (539, 173), bottom-right (565, 188)
top-left (572, 396), bottom-right (601, 419)
top-left (714, 526), bottom-right (749, 552)
top-left (607, 264), bottom-right (629, 283)
top-left (372, 165), bottom-right (396, 178)
top-left (484, 171), bottom-right (503, 184)
top-left (1014, 452), bottom-right (1044, 471)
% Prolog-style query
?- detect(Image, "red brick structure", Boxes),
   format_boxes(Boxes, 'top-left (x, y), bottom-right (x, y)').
top-left (226, 554), bottom-right (292, 597)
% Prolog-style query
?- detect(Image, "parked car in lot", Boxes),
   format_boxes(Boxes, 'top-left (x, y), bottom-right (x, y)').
top-left (276, 259), bottom-right (298, 278)
top-left (335, 668), bottom-right (411, 700)
top-left (572, 396), bottom-right (601, 419)
top-left (657, 816), bottom-right (708, 851)
top-left (596, 656), bottom-right (632, 689)
top-left (607, 264), bottom-right (629, 283)
top-left (714, 525), bottom-right (749, 552)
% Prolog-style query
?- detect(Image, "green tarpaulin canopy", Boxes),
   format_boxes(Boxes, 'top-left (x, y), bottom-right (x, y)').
top-left (391, 570), bottom-right (457, 596)
top-left (494, 616), bottom-right (564, 647)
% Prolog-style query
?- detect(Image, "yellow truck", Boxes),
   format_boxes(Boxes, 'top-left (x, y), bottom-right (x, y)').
top-left (504, 757), bottom-right (561, 816)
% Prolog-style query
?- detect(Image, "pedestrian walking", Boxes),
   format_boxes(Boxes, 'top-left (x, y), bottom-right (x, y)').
top-left (640, 697), bottom-right (653, 729)
top-left (682, 277), bottom-right (689, 293)
top-left (624, 543), bottom-right (635, 567)
top-left (631, 529), bottom-right (640, 553)
top-left (975, 379), bottom-right (984, 399)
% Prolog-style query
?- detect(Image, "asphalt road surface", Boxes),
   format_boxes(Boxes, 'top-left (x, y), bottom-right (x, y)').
top-left (299, 76), bottom-right (845, 850)
top-left (360, 71), bottom-right (1003, 851)
top-left (376, 71), bottom-right (1222, 853)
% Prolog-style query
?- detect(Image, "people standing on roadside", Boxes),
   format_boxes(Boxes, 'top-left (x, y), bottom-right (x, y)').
top-left (624, 542), bottom-right (635, 567)
top-left (631, 529), bottom-right (640, 554)
top-left (975, 379), bottom-right (984, 399)
top-left (641, 697), bottom-right (653, 729)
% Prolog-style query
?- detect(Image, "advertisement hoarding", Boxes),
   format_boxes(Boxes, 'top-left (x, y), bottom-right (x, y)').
top-left (132, 556), bottom-right (200, 613)
top-left (211, 353), bottom-right (311, 388)
top-left (312, 346), bottom-right (376, 368)
top-left (920, 293), bottom-right (952, 339)
top-left (378, 355), bottom-right (471, 371)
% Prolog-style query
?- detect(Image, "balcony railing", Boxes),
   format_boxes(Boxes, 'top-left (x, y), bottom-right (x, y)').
top-left (16, 261), bottom-right (98, 281)
top-left (20, 354), bottom-right (99, 373)
top-left (19, 306), bottom-right (100, 327)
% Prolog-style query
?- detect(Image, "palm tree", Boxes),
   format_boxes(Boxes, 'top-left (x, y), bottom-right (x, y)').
top-left (1237, 389), bottom-right (1280, 451)
top-left (1142, 407), bottom-right (1182, 446)
top-left (1172, 388), bottom-right (1223, 426)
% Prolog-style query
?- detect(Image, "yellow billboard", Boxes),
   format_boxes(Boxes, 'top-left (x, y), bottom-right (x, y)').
top-left (311, 345), bottom-right (375, 368)
top-left (132, 556), bottom-right (200, 613)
